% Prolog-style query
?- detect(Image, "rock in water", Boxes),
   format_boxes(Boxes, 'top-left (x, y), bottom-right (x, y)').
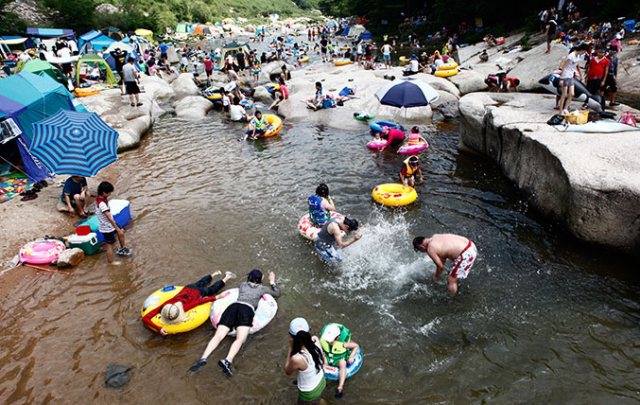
top-left (105, 365), bottom-right (131, 389)
top-left (56, 248), bottom-right (85, 267)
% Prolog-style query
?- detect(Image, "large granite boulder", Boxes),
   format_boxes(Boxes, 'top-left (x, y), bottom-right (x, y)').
top-left (507, 42), bottom-right (567, 91)
top-left (459, 92), bottom-right (640, 254)
top-left (171, 73), bottom-right (199, 96)
top-left (173, 96), bottom-right (214, 119)
top-left (448, 70), bottom-right (487, 95)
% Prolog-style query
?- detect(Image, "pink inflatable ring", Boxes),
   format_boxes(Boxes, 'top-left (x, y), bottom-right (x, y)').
top-left (19, 239), bottom-right (66, 265)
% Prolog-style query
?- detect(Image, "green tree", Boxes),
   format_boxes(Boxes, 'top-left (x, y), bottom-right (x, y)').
top-left (43, 0), bottom-right (97, 33)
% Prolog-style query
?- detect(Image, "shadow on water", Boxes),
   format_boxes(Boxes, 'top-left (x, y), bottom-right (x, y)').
top-left (0, 113), bottom-right (639, 404)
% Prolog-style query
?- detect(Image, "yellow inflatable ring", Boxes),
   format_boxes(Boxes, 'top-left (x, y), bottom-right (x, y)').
top-left (141, 285), bottom-right (213, 334)
top-left (73, 88), bottom-right (100, 97)
top-left (341, 46), bottom-right (349, 51)
top-left (434, 69), bottom-right (458, 78)
top-left (399, 56), bottom-right (410, 64)
top-left (334, 58), bottom-right (351, 66)
top-left (248, 114), bottom-right (283, 138)
top-left (298, 56), bottom-right (310, 63)
top-left (372, 183), bottom-right (417, 206)
top-left (438, 61), bottom-right (458, 71)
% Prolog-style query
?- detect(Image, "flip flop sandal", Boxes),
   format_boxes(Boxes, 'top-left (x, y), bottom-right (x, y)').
top-left (85, 211), bottom-right (95, 216)
top-left (130, 103), bottom-right (135, 107)
top-left (79, 213), bottom-right (88, 219)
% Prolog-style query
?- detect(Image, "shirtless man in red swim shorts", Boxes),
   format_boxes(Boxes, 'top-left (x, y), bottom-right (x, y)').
top-left (412, 234), bottom-right (477, 296)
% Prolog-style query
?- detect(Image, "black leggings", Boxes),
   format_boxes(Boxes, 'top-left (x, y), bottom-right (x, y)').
top-left (186, 275), bottom-right (225, 297)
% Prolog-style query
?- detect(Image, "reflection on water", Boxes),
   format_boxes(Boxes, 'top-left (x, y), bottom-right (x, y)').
top-left (1, 114), bottom-right (639, 404)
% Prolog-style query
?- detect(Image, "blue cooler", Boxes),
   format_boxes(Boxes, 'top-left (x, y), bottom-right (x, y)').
top-left (77, 200), bottom-right (132, 243)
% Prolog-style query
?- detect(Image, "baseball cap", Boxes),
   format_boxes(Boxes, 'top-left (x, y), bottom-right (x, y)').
top-left (289, 318), bottom-right (310, 335)
top-left (321, 324), bottom-right (341, 343)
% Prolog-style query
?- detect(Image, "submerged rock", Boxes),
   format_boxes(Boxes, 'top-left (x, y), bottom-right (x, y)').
top-left (105, 364), bottom-right (131, 389)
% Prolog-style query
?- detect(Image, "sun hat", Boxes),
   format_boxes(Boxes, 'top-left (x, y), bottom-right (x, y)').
top-left (160, 302), bottom-right (185, 325)
top-left (289, 318), bottom-right (310, 335)
top-left (321, 324), bottom-right (341, 343)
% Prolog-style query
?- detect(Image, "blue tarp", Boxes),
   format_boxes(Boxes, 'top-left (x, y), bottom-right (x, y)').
top-left (340, 26), bottom-right (351, 36)
top-left (26, 27), bottom-right (75, 40)
top-left (360, 30), bottom-right (372, 41)
top-left (78, 30), bottom-right (116, 54)
top-left (0, 72), bottom-right (79, 181)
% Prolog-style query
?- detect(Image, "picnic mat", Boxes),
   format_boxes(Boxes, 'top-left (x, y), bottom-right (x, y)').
top-left (0, 174), bottom-right (33, 203)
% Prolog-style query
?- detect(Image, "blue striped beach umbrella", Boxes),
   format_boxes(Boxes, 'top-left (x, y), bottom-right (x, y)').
top-left (30, 110), bottom-right (119, 177)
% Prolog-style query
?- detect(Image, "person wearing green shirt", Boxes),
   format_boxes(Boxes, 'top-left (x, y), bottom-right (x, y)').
top-left (242, 110), bottom-right (269, 140)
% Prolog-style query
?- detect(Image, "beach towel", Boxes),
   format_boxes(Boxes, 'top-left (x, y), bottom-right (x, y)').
top-left (0, 174), bottom-right (33, 203)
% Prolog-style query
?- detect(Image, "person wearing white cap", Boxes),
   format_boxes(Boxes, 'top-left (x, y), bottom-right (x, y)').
top-left (319, 323), bottom-right (359, 399)
top-left (285, 318), bottom-right (326, 405)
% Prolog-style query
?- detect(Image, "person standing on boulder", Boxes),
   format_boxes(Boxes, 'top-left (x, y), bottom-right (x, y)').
top-left (413, 234), bottom-right (477, 296)
top-left (122, 57), bottom-right (143, 107)
top-left (558, 43), bottom-right (588, 115)
top-left (545, 18), bottom-right (557, 54)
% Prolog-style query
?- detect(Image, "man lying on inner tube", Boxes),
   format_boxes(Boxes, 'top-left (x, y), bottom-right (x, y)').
top-left (143, 271), bottom-right (236, 336)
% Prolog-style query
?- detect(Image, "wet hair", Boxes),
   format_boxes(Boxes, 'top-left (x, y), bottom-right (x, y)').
top-left (413, 236), bottom-right (426, 251)
top-left (513, 79), bottom-right (521, 86)
top-left (343, 217), bottom-right (359, 231)
top-left (290, 331), bottom-right (324, 372)
top-left (97, 181), bottom-right (114, 196)
top-left (255, 110), bottom-right (262, 116)
top-left (411, 126), bottom-right (419, 133)
top-left (409, 156), bottom-right (419, 165)
top-left (316, 183), bottom-right (329, 198)
top-left (315, 81), bottom-right (322, 88)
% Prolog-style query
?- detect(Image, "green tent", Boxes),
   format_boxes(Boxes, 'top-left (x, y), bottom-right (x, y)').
top-left (75, 53), bottom-right (118, 85)
top-left (16, 59), bottom-right (69, 88)
top-left (217, 41), bottom-right (251, 70)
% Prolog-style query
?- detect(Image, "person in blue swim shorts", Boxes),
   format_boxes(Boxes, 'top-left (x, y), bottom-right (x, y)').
top-left (314, 217), bottom-right (362, 264)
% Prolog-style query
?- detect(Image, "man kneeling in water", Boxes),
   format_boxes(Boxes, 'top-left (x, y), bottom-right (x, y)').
top-left (413, 234), bottom-right (477, 296)
top-left (314, 217), bottom-right (362, 264)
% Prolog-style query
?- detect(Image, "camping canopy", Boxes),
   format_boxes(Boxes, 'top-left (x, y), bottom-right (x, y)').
top-left (75, 54), bottom-right (118, 85)
top-left (0, 72), bottom-right (80, 181)
top-left (101, 27), bottom-right (124, 40)
top-left (340, 26), bottom-right (351, 36)
top-left (17, 60), bottom-right (69, 88)
top-left (360, 30), bottom-right (372, 41)
top-left (103, 42), bottom-right (143, 70)
top-left (135, 29), bottom-right (154, 43)
top-left (26, 27), bottom-right (75, 40)
top-left (217, 41), bottom-right (251, 69)
top-left (348, 25), bottom-right (366, 38)
top-left (78, 30), bottom-right (116, 54)
top-left (175, 23), bottom-right (191, 34)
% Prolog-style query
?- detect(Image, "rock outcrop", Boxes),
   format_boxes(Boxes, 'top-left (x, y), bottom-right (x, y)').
top-left (173, 96), bottom-right (214, 119)
top-left (459, 92), bottom-right (640, 253)
top-left (81, 75), bottom-right (174, 151)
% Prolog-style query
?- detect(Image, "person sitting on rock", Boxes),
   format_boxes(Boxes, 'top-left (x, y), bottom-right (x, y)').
top-left (403, 54), bottom-right (420, 76)
top-left (306, 82), bottom-right (324, 111)
top-left (143, 271), bottom-right (236, 336)
top-left (479, 49), bottom-right (489, 63)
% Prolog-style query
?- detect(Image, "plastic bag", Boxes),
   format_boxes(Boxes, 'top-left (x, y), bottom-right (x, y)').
top-left (620, 112), bottom-right (637, 127)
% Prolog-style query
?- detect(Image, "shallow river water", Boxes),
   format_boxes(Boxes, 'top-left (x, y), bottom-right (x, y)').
top-left (1, 111), bottom-right (639, 404)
